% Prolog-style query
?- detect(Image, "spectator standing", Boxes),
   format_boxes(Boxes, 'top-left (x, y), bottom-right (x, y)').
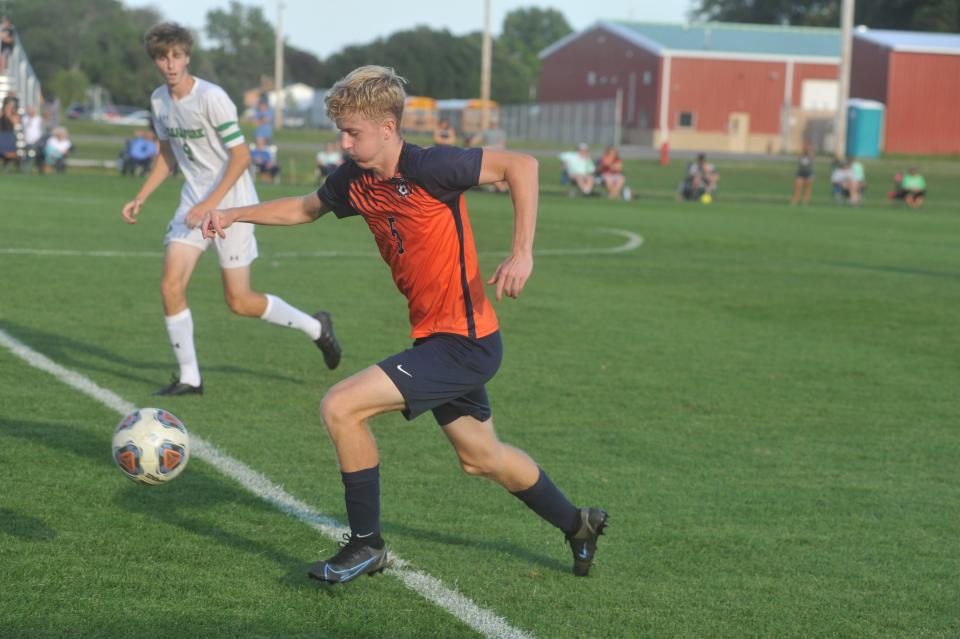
top-left (433, 118), bottom-right (456, 146)
top-left (0, 17), bottom-right (15, 75)
top-left (252, 95), bottom-right (274, 143)
top-left (44, 126), bottom-right (72, 173)
top-left (849, 157), bottom-right (866, 201)
top-left (791, 141), bottom-right (815, 206)
top-left (21, 104), bottom-right (44, 174)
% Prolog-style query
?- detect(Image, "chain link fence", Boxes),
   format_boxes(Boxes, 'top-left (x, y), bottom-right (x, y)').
top-left (500, 99), bottom-right (618, 146)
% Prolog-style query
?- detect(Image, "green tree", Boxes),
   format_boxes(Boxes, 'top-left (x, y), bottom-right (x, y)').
top-left (47, 68), bottom-right (89, 105)
top-left (8, 0), bottom-right (162, 106)
top-left (690, 0), bottom-right (960, 31)
top-left (500, 7), bottom-right (572, 99)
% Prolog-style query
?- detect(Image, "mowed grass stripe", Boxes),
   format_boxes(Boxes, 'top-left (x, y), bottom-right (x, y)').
top-left (0, 328), bottom-right (535, 639)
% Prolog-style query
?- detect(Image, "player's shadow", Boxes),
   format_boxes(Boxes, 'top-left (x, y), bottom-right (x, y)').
top-left (382, 520), bottom-right (568, 574)
top-left (0, 415), bottom-right (320, 591)
top-left (0, 507), bottom-right (57, 541)
top-left (0, 319), bottom-right (301, 387)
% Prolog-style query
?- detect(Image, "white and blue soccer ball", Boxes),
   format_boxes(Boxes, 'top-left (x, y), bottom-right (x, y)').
top-left (112, 408), bottom-right (190, 485)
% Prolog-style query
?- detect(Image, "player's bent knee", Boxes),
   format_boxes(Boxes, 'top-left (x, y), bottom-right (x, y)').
top-left (319, 387), bottom-right (356, 432)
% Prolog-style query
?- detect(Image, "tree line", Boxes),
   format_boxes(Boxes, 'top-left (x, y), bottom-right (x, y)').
top-left (5, 0), bottom-right (956, 109)
top-left (5, 0), bottom-right (571, 108)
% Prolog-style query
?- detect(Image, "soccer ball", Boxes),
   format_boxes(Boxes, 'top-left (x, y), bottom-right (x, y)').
top-left (112, 408), bottom-right (190, 485)
top-left (700, 193), bottom-right (713, 204)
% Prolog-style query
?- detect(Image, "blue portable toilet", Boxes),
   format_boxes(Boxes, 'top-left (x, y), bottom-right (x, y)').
top-left (846, 99), bottom-right (885, 158)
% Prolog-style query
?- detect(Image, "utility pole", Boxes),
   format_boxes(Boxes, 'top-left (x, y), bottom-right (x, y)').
top-left (274, 0), bottom-right (285, 130)
top-left (480, 0), bottom-right (492, 134)
top-left (834, 0), bottom-right (854, 158)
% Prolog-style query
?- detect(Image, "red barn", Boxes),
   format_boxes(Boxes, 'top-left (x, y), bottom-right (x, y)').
top-left (851, 29), bottom-right (960, 155)
top-left (539, 21), bottom-right (841, 153)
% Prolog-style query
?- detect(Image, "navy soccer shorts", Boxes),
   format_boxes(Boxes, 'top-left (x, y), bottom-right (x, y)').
top-left (378, 331), bottom-right (503, 426)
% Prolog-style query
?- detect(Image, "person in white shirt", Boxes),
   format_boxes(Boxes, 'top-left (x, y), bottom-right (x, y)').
top-left (120, 22), bottom-right (342, 396)
top-left (22, 105), bottom-right (43, 174)
top-left (559, 143), bottom-right (595, 195)
top-left (43, 126), bottom-right (72, 173)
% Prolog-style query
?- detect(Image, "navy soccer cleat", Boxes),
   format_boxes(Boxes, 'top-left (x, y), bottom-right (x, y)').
top-left (308, 534), bottom-right (389, 584)
top-left (153, 375), bottom-right (203, 396)
top-left (566, 507), bottom-right (608, 577)
top-left (312, 311), bottom-right (342, 370)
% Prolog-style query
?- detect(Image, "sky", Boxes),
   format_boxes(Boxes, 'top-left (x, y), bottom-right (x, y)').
top-left (123, 0), bottom-right (693, 59)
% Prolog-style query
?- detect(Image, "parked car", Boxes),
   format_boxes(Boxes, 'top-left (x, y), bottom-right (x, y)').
top-left (65, 103), bottom-right (90, 119)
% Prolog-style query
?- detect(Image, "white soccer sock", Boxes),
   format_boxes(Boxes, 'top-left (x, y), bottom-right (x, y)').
top-left (260, 294), bottom-right (322, 340)
top-left (165, 308), bottom-right (201, 387)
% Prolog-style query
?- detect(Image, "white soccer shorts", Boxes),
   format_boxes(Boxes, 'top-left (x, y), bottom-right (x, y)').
top-left (164, 205), bottom-right (259, 269)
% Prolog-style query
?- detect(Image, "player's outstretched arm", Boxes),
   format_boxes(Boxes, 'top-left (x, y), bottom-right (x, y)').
top-left (479, 149), bottom-right (539, 301)
top-left (201, 192), bottom-right (329, 240)
top-left (185, 144), bottom-right (252, 228)
top-left (121, 140), bottom-right (176, 224)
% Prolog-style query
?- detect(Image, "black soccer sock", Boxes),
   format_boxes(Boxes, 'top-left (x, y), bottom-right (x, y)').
top-left (341, 465), bottom-right (383, 546)
top-left (511, 468), bottom-right (580, 535)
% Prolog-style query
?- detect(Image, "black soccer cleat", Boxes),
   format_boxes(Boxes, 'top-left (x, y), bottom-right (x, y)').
top-left (312, 311), bottom-right (342, 370)
top-left (566, 507), bottom-right (608, 577)
top-left (308, 534), bottom-right (389, 584)
top-left (153, 375), bottom-right (203, 396)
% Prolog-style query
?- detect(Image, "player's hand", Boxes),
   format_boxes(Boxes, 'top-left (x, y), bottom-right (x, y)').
top-left (185, 201), bottom-right (213, 229)
top-left (201, 209), bottom-right (231, 240)
top-left (121, 198), bottom-right (144, 224)
top-left (486, 252), bottom-right (533, 301)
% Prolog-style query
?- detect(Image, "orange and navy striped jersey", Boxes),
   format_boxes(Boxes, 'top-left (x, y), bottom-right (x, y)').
top-left (318, 142), bottom-right (498, 340)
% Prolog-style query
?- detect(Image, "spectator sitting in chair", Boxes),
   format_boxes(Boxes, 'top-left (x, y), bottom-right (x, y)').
top-left (122, 130), bottom-right (158, 177)
top-left (678, 153), bottom-right (718, 201)
top-left (44, 127), bottom-right (72, 174)
top-left (315, 141), bottom-right (343, 182)
top-left (0, 96), bottom-right (20, 172)
top-left (892, 166), bottom-right (926, 209)
top-left (559, 143), bottom-right (596, 196)
top-left (830, 158), bottom-right (859, 204)
top-left (251, 136), bottom-right (280, 184)
top-left (596, 146), bottom-right (626, 200)
top-left (433, 118), bottom-right (456, 146)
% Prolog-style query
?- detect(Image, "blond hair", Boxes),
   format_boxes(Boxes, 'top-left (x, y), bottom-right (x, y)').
top-left (325, 65), bottom-right (407, 126)
top-left (144, 22), bottom-right (194, 58)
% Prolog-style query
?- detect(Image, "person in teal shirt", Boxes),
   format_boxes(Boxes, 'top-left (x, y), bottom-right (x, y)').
top-left (898, 167), bottom-right (927, 209)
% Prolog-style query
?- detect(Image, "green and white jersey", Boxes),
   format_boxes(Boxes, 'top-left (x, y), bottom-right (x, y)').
top-left (151, 77), bottom-right (258, 210)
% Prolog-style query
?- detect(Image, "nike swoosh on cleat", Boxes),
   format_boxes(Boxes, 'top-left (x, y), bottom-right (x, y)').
top-left (324, 556), bottom-right (378, 581)
top-left (579, 547), bottom-right (590, 559)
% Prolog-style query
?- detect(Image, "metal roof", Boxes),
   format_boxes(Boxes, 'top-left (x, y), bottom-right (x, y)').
top-left (854, 28), bottom-right (960, 55)
top-left (541, 20), bottom-right (841, 62)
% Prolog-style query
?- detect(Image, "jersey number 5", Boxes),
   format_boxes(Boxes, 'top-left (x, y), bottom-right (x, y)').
top-left (387, 217), bottom-right (405, 255)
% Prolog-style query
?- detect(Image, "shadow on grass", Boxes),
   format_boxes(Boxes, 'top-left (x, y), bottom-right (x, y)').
top-left (0, 507), bottom-right (57, 541)
top-left (382, 520), bottom-right (569, 575)
top-left (0, 415), bottom-right (316, 590)
top-left (0, 319), bottom-right (302, 387)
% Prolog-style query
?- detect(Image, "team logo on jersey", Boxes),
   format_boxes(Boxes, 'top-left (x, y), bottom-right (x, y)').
top-left (393, 178), bottom-right (410, 197)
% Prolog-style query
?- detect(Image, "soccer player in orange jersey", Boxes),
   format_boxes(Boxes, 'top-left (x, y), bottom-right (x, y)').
top-left (201, 66), bottom-right (607, 582)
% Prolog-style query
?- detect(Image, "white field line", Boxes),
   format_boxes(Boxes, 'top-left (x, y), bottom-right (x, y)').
top-left (0, 328), bottom-right (535, 639)
top-left (0, 228), bottom-right (643, 259)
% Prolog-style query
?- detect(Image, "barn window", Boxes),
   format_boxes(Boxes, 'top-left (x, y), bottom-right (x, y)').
top-left (643, 71), bottom-right (652, 85)
top-left (677, 111), bottom-right (695, 128)
top-left (587, 71), bottom-right (597, 86)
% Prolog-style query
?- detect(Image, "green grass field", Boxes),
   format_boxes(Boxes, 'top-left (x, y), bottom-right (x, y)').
top-left (1, 159), bottom-right (958, 638)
